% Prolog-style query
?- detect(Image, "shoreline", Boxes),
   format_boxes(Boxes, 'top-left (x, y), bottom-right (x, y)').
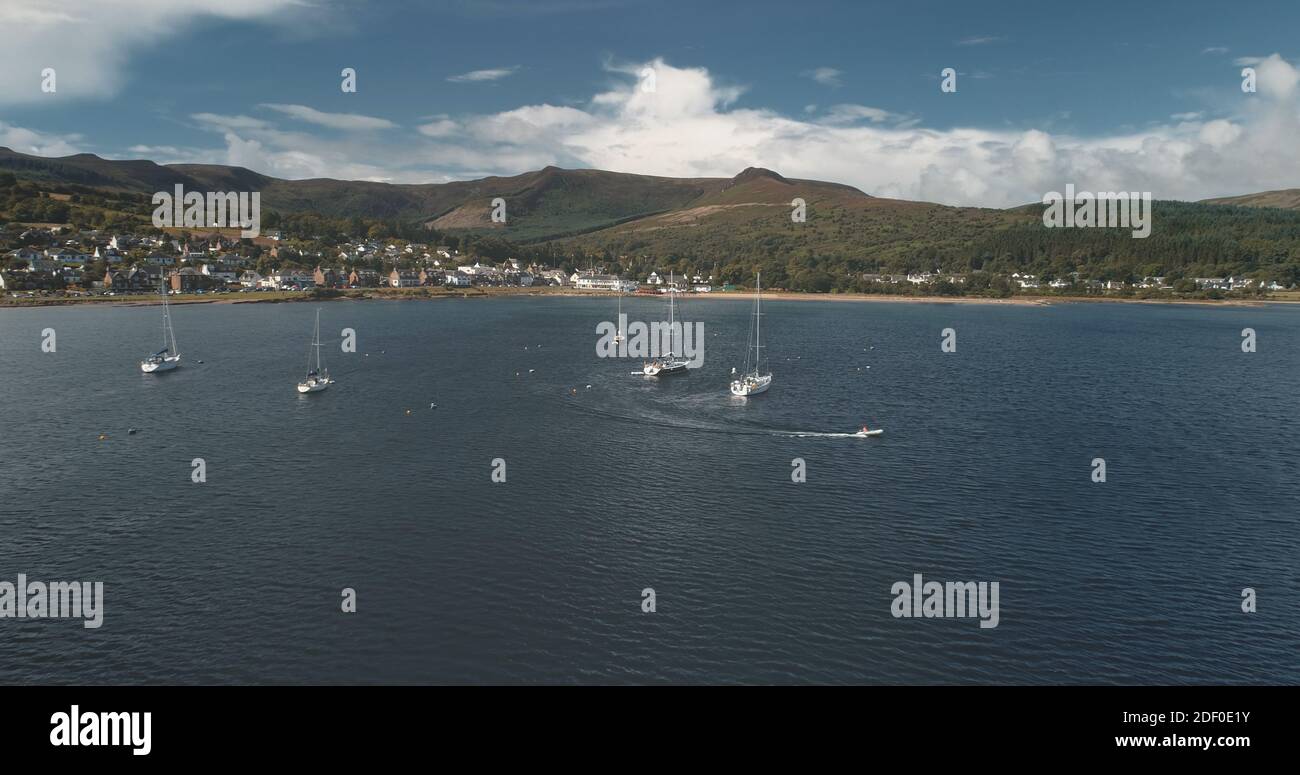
top-left (1, 285), bottom-right (1292, 309)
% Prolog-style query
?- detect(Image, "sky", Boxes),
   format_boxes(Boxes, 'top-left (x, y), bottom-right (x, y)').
top-left (1, 0), bottom-right (1299, 207)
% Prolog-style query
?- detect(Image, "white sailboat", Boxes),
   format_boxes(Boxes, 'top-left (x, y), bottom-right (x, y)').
top-left (730, 272), bottom-right (772, 396)
top-left (140, 275), bottom-right (181, 373)
top-left (643, 272), bottom-right (689, 376)
top-left (297, 308), bottom-right (334, 393)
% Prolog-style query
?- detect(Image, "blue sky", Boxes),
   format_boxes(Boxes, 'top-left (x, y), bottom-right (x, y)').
top-left (2, 0), bottom-right (1299, 206)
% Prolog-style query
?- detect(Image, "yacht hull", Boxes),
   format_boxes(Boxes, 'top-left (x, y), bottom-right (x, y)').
top-left (141, 356), bottom-right (180, 373)
top-left (730, 375), bottom-right (772, 396)
top-left (644, 361), bottom-right (689, 376)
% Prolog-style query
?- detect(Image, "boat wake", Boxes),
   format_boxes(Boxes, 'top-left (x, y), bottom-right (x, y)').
top-left (776, 430), bottom-right (883, 439)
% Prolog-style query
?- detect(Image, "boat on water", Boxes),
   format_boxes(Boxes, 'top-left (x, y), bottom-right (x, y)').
top-left (854, 426), bottom-right (884, 437)
top-left (642, 272), bottom-right (689, 376)
top-left (730, 272), bottom-right (772, 396)
top-left (140, 276), bottom-right (181, 373)
top-left (297, 308), bottom-right (334, 393)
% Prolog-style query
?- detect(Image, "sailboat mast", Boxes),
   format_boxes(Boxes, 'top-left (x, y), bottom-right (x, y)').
top-left (754, 272), bottom-right (761, 376)
top-left (668, 272), bottom-right (675, 354)
top-left (160, 274), bottom-right (175, 353)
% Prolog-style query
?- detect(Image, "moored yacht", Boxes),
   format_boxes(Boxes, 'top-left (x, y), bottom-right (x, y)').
top-left (642, 273), bottom-right (689, 376)
top-left (140, 276), bottom-right (181, 373)
top-left (730, 272), bottom-right (771, 396)
top-left (297, 308), bottom-right (334, 393)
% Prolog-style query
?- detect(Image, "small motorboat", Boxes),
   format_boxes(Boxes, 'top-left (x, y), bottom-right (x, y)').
top-left (854, 426), bottom-right (884, 437)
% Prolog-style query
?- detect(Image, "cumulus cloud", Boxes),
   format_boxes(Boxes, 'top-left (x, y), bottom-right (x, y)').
top-left (188, 114), bottom-right (410, 181)
top-left (16, 53), bottom-right (1300, 206)
top-left (0, 120), bottom-right (82, 156)
top-left (0, 0), bottom-right (303, 105)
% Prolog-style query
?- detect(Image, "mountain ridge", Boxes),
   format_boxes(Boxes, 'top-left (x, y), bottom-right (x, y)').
top-left (4, 146), bottom-right (1300, 289)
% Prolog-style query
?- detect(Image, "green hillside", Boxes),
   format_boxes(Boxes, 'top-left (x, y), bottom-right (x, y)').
top-left (4, 146), bottom-right (1300, 292)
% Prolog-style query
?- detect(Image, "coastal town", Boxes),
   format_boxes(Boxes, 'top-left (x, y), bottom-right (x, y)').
top-left (0, 226), bottom-right (646, 297)
top-left (0, 224), bottom-right (1293, 302)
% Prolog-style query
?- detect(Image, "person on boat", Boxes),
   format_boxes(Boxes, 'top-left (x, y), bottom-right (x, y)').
top-left (861, 425), bottom-right (870, 433)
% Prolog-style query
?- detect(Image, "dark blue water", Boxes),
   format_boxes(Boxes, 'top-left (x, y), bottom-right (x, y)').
top-left (0, 296), bottom-right (1296, 684)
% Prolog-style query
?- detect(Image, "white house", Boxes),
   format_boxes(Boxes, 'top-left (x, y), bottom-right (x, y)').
top-left (201, 264), bottom-right (239, 284)
top-left (574, 273), bottom-right (625, 291)
top-left (268, 270), bottom-right (314, 289)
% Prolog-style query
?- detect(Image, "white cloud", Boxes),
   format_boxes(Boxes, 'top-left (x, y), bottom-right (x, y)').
top-left (447, 67), bottom-right (519, 83)
top-left (392, 55), bottom-right (1300, 206)
top-left (22, 54), bottom-right (1300, 207)
top-left (1202, 47), bottom-right (1229, 55)
top-left (417, 118), bottom-right (460, 138)
top-left (1253, 53), bottom-right (1300, 99)
top-left (188, 114), bottom-right (408, 181)
top-left (0, 120), bottom-right (82, 156)
top-left (957, 36), bottom-right (1004, 46)
top-left (261, 104), bottom-right (397, 131)
top-left (802, 67), bottom-right (842, 87)
top-left (0, 0), bottom-right (303, 105)
top-left (191, 113), bottom-right (273, 132)
top-left (818, 104), bottom-right (911, 125)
